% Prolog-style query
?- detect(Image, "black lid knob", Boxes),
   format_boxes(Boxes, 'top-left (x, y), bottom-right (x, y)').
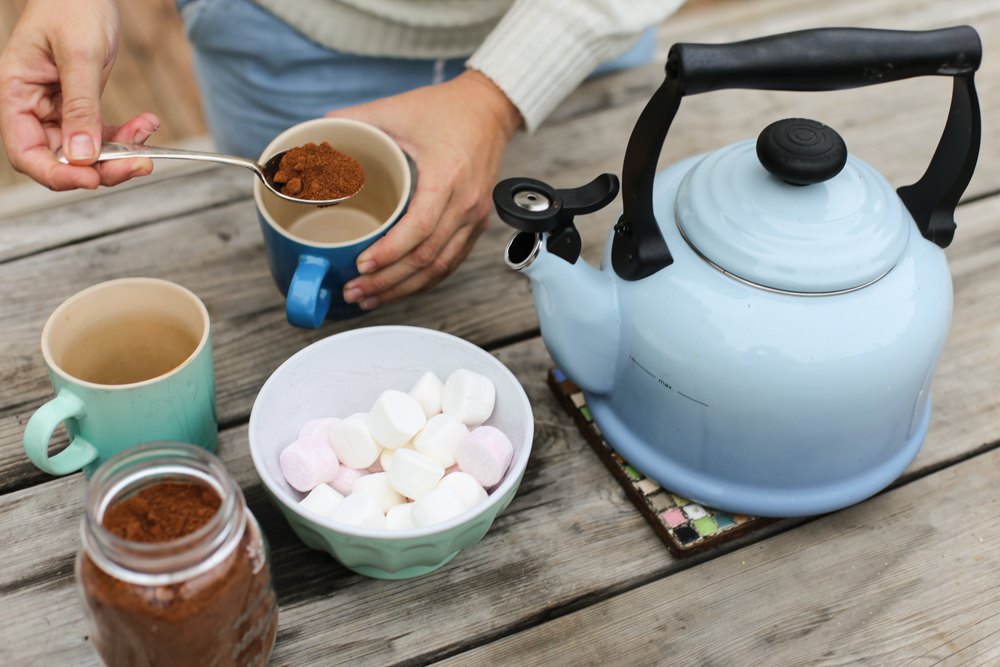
top-left (756, 118), bottom-right (847, 185)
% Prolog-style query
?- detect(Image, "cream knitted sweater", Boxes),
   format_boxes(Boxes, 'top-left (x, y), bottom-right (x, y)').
top-left (250, 0), bottom-right (684, 131)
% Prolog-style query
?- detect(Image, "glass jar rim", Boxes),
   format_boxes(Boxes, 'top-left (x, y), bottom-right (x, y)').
top-left (81, 441), bottom-right (245, 586)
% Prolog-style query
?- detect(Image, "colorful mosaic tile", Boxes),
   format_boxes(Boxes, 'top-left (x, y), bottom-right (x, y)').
top-left (547, 368), bottom-right (773, 556)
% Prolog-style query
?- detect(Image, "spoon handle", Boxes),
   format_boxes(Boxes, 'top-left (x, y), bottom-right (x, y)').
top-left (56, 142), bottom-right (262, 175)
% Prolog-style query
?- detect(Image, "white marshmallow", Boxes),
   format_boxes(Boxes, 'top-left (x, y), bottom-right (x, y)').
top-left (279, 433), bottom-right (340, 492)
top-left (352, 472), bottom-right (404, 513)
top-left (456, 425), bottom-right (514, 488)
top-left (379, 446), bottom-right (400, 472)
top-left (411, 487), bottom-right (466, 528)
top-left (409, 371), bottom-right (444, 418)
top-left (387, 448), bottom-right (445, 500)
top-left (367, 390), bottom-right (427, 449)
top-left (413, 413), bottom-right (468, 468)
top-left (438, 471), bottom-right (488, 509)
top-left (385, 503), bottom-right (416, 530)
top-left (298, 483), bottom-right (344, 518)
top-left (329, 466), bottom-right (367, 496)
top-left (298, 417), bottom-right (340, 441)
top-left (328, 492), bottom-right (385, 530)
top-left (441, 369), bottom-right (496, 425)
top-left (328, 413), bottom-right (381, 469)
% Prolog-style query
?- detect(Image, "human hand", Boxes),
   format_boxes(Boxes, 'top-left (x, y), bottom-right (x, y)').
top-left (327, 69), bottom-right (522, 310)
top-left (0, 0), bottom-right (158, 191)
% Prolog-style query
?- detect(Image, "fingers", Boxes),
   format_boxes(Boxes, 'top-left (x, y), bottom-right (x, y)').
top-left (51, 40), bottom-right (105, 164)
top-left (353, 216), bottom-right (488, 310)
top-left (345, 204), bottom-right (489, 310)
top-left (1, 109), bottom-right (101, 190)
top-left (96, 112), bottom-right (160, 186)
top-left (355, 162), bottom-right (453, 275)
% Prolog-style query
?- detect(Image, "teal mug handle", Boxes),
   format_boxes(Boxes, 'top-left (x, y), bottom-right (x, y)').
top-left (23, 390), bottom-right (98, 475)
top-left (287, 254), bottom-right (332, 329)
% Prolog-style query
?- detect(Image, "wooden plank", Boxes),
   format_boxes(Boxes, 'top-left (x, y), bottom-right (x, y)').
top-left (437, 446), bottom-right (1000, 666)
top-left (0, 337), bottom-right (677, 666)
top-left (0, 166), bottom-right (246, 262)
top-left (0, 191), bottom-right (536, 493)
top-left (1, 0), bottom-right (997, 259)
top-left (3, 328), bottom-right (1000, 665)
top-left (3, 179), bottom-right (999, 496)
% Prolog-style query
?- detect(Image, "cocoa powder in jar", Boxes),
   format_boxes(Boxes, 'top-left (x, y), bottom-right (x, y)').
top-left (78, 480), bottom-right (278, 667)
top-left (273, 141), bottom-right (365, 200)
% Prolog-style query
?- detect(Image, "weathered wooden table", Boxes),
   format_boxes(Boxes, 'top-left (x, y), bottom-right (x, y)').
top-left (2, 0), bottom-right (999, 664)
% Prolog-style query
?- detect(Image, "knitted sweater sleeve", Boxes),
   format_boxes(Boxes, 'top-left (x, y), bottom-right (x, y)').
top-left (466, 0), bottom-right (686, 132)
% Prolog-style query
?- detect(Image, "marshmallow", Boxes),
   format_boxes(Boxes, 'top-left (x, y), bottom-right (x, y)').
top-left (298, 483), bottom-right (344, 518)
top-left (379, 446), bottom-right (400, 472)
top-left (387, 448), bottom-right (445, 500)
top-left (367, 390), bottom-right (427, 449)
top-left (455, 426), bottom-right (514, 488)
top-left (298, 417), bottom-right (340, 441)
top-left (279, 434), bottom-right (340, 492)
top-left (441, 369), bottom-right (496, 425)
top-left (413, 413), bottom-right (468, 468)
top-left (329, 413), bottom-right (381, 469)
top-left (329, 465), bottom-right (367, 496)
top-left (328, 493), bottom-right (385, 530)
top-left (438, 471), bottom-right (488, 509)
top-left (409, 371), bottom-right (444, 418)
top-left (352, 472), bottom-right (404, 513)
top-left (411, 487), bottom-right (466, 528)
top-left (385, 503), bottom-right (416, 530)
top-left (367, 458), bottom-right (384, 473)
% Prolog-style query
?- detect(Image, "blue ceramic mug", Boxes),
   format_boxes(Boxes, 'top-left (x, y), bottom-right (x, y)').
top-left (254, 118), bottom-right (413, 327)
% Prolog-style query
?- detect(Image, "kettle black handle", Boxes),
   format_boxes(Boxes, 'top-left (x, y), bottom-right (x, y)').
top-left (616, 26), bottom-right (983, 281)
top-left (673, 26), bottom-right (981, 93)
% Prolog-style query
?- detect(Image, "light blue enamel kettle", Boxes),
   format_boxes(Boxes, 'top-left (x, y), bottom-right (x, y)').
top-left (493, 27), bottom-right (982, 517)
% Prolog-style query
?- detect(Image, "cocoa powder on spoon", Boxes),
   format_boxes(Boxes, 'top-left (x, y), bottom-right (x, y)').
top-left (272, 141), bottom-right (365, 201)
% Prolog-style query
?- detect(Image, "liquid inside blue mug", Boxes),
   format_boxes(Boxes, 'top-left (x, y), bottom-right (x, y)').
top-left (254, 118), bottom-right (414, 327)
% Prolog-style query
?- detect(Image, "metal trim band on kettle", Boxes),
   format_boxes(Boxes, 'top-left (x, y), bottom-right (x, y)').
top-left (493, 27), bottom-right (982, 517)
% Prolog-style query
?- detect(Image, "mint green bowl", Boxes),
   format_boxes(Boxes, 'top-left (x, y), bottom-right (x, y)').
top-left (248, 326), bottom-right (533, 579)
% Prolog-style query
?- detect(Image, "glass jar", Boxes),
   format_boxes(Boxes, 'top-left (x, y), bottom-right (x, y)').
top-left (76, 442), bottom-right (278, 667)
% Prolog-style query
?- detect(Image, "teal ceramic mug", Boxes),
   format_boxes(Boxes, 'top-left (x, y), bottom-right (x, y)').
top-left (23, 278), bottom-right (217, 476)
top-left (254, 118), bottom-right (413, 327)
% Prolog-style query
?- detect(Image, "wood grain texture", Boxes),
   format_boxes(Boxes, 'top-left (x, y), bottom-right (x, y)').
top-left (2, 0), bottom-right (1000, 664)
top-left (3, 298), bottom-right (1000, 665)
top-left (2, 0), bottom-right (998, 254)
top-left (436, 445), bottom-right (1000, 667)
top-left (3, 187), bottom-right (999, 496)
top-left (0, 338), bottom-right (675, 666)
top-left (2, 0), bottom-right (999, 494)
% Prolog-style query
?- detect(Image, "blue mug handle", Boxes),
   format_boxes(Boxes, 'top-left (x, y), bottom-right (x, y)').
top-left (287, 254), bottom-right (332, 328)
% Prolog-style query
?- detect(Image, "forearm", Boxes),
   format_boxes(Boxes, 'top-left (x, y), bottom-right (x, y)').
top-left (467, 0), bottom-right (686, 132)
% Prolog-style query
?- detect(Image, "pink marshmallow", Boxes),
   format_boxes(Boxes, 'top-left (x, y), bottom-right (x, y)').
top-left (279, 433), bottom-right (340, 492)
top-left (299, 417), bottom-right (340, 441)
top-left (330, 465), bottom-right (368, 496)
top-left (455, 425), bottom-right (514, 488)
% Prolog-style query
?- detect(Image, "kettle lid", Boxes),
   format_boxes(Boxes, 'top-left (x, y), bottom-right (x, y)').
top-left (676, 118), bottom-right (910, 294)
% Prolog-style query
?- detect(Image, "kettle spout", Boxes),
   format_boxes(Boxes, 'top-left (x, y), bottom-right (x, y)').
top-left (506, 232), bottom-right (618, 395)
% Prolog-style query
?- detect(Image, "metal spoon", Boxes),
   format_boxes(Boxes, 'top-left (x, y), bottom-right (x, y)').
top-left (55, 142), bottom-right (363, 206)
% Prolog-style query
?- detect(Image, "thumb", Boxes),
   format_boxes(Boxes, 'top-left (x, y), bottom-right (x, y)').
top-left (53, 45), bottom-right (105, 164)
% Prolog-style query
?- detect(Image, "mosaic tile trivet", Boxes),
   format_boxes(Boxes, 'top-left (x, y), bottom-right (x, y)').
top-left (547, 368), bottom-right (775, 557)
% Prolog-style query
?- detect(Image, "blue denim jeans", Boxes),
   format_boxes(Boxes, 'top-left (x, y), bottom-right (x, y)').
top-left (177, 0), bottom-right (655, 158)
